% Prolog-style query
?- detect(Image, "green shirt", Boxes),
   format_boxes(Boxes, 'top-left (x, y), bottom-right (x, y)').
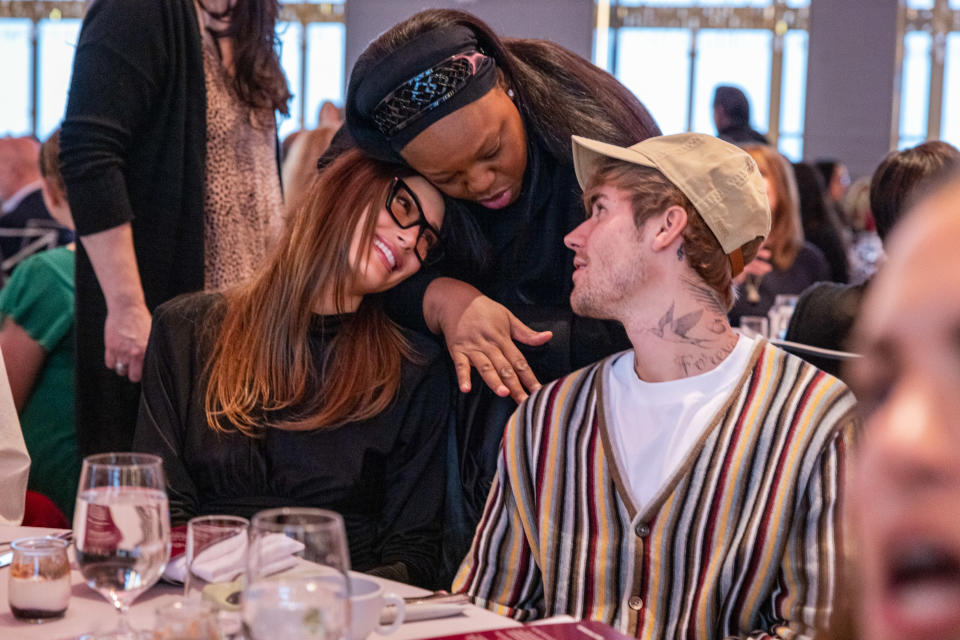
top-left (0, 247), bottom-right (79, 518)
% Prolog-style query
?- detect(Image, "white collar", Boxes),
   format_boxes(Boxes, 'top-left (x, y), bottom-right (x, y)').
top-left (1, 180), bottom-right (43, 215)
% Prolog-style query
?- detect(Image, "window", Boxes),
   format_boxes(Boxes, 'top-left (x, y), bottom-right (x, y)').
top-left (0, 19), bottom-right (33, 136)
top-left (898, 31), bottom-right (931, 149)
top-left (614, 28), bottom-right (691, 135)
top-left (0, 2), bottom-right (345, 139)
top-left (691, 29), bottom-right (771, 136)
top-left (943, 33), bottom-right (960, 147)
top-left (898, 0), bottom-right (960, 148)
top-left (38, 19), bottom-right (80, 139)
top-left (278, 0), bottom-right (345, 138)
top-left (601, 1), bottom-right (809, 160)
top-left (778, 30), bottom-right (807, 160)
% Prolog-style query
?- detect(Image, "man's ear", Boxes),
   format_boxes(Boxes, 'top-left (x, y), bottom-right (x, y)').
top-left (650, 205), bottom-right (688, 252)
top-left (40, 178), bottom-right (61, 208)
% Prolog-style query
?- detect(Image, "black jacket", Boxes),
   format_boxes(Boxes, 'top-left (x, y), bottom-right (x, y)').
top-left (784, 280), bottom-right (868, 379)
top-left (60, 0), bottom-right (208, 455)
top-left (133, 293), bottom-right (451, 588)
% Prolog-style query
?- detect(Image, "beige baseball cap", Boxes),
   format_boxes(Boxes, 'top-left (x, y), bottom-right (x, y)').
top-left (571, 132), bottom-right (771, 276)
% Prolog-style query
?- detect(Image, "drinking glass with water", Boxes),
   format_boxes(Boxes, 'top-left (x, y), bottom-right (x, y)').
top-left (243, 508), bottom-right (352, 640)
top-left (73, 452), bottom-right (170, 639)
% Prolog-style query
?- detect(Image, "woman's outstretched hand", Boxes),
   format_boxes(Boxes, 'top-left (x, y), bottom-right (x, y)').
top-left (424, 278), bottom-right (553, 403)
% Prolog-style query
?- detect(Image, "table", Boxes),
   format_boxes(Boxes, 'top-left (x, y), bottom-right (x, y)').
top-left (0, 525), bottom-right (520, 640)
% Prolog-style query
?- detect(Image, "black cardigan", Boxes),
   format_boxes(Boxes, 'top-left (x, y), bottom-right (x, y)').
top-left (60, 0), bottom-right (208, 455)
top-left (61, 0), bottom-right (207, 303)
top-left (133, 293), bottom-right (451, 588)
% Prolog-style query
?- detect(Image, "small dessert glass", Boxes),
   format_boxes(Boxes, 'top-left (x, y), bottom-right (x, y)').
top-left (8, 536), bottom-right (71, 623)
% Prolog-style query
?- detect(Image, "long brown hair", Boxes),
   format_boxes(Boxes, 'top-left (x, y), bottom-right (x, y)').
top-left (198, 0), bottom-right (290, 115)
top-left (203, 149), bottom-right (420, 434)
top-left (744, 145), bottom-right (803, 271)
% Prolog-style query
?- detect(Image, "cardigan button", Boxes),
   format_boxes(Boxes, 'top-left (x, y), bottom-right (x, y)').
top-left (628, 596), bottom-right (643, 610)
top-left (635, 522), bottom-right (650, 538)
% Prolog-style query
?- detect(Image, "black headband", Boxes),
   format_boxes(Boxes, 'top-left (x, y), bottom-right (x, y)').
top-left (347, 25), bottom-right (499, 162)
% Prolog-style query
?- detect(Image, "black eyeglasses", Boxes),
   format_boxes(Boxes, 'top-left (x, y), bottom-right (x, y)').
top-left (385, 177), bottom-right (444, 265)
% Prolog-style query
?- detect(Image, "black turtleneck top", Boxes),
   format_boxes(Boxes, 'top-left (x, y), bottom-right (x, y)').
top-left (132, 292), bottom-right (451, 588)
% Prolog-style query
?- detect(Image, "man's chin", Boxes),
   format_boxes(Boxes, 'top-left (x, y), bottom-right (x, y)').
top-left (570, 294), bottom-right (608, 320)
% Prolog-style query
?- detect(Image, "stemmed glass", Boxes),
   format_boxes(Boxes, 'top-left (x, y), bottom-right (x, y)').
top-left (184, 514), bottom-right (249, 599)
top-left (73, 453), bottom-right (171, 639)
top-left (243, 508), bottom-right (352, 640)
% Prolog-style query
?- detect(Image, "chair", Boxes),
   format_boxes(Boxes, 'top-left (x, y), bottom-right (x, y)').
top-left (22, 490), bottom-right (70, 529)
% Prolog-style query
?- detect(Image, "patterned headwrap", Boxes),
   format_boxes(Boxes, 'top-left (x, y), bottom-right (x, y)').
top-left (347, 25), bottom-right (500, 163)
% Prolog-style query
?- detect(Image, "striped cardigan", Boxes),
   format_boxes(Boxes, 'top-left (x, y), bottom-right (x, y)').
top-left (453, 339), bottom-right (857, 640)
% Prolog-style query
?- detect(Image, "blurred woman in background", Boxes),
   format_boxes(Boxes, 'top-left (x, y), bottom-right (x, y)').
top-left (729, 145), bottom-right (830, 325)
top-left (793, 161), bottom-right (850, 283)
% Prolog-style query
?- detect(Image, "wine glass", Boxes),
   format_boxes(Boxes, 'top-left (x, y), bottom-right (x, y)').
top-left (738, 315), bottom-right (769, 339)
top-left (73, 452), bottom-right (171, 639)
top-left (185, 514), bottom-right (249, 637)
top-left (185, 514), bottom-right (249, 599)
top-left (243, 508), bottom-right (351, 640)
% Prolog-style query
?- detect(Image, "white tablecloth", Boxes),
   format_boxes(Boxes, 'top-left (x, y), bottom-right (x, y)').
top-left (0, 525), bottom-right (519, 640)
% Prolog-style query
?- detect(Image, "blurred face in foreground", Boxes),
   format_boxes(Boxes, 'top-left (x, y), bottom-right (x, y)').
top-left (849, 178), bottom-right (960, 640)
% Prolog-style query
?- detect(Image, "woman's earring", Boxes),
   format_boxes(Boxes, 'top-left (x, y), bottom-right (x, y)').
top-left (507, 88), bottom-right (515, 99)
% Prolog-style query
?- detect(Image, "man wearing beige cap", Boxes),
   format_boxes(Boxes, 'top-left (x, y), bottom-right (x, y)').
top-left (454, 133), bottom-right (858, 639)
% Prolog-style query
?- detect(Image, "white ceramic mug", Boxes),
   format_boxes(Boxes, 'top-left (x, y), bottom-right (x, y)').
top-left (320, 574), bottom-right (406, 640)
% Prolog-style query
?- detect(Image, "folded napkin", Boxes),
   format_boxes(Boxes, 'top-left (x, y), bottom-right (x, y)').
top-left (164, 533), bottom-right (304, 584)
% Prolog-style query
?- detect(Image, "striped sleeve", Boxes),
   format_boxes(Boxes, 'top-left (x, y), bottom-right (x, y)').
top-left (742, 404), bottom-right (858, 640)
top-left (452, 407), bottom-right (545, 621)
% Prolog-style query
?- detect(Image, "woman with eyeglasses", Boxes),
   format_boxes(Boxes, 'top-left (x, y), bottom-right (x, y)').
top-left (132, 149), bottom-right (450, 587)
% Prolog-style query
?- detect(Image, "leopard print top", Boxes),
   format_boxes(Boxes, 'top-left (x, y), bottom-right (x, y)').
top-left (199, 21), bottom-right (283, 290)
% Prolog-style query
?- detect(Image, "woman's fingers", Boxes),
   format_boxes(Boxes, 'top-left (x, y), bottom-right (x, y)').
top-left (468, 351), bottom-right (511, 399)
top-left (452, 351), bottom-right (473, 394)
top-left (507, 314), bottom-right (551, 395)
top-left (457, 336), bottom-right (539, 403)
top-left (432, 282), bottom-right (554, 403)
top-left (103, 302), bottom-right (152, 382)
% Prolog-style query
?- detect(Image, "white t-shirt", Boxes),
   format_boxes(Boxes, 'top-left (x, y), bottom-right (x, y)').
top-left (603, 335), bottom-right (756, 511)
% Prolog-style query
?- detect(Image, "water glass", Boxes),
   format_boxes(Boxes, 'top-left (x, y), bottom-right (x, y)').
top-left (243, 508), bottom-right (351, 640)
top-left (768, 295), bottom-right (799, 340)
top-left (73, 452), bottom-right (170, 639)
top-left (738, 315), bottom-right (769, 339)
top-left (7, 536), bottom-right (71, 623)
top-left (185, 515), bottom-right (249, 600)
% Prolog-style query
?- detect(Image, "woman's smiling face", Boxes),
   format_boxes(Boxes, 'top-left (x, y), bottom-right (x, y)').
top-left (346, 175), bottom-right (445, 303)
top-left (399, 85), bottom-right (527, 210)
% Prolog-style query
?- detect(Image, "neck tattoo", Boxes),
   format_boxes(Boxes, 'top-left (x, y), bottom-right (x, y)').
top-left (677, 244), bottom-right (685, 261)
